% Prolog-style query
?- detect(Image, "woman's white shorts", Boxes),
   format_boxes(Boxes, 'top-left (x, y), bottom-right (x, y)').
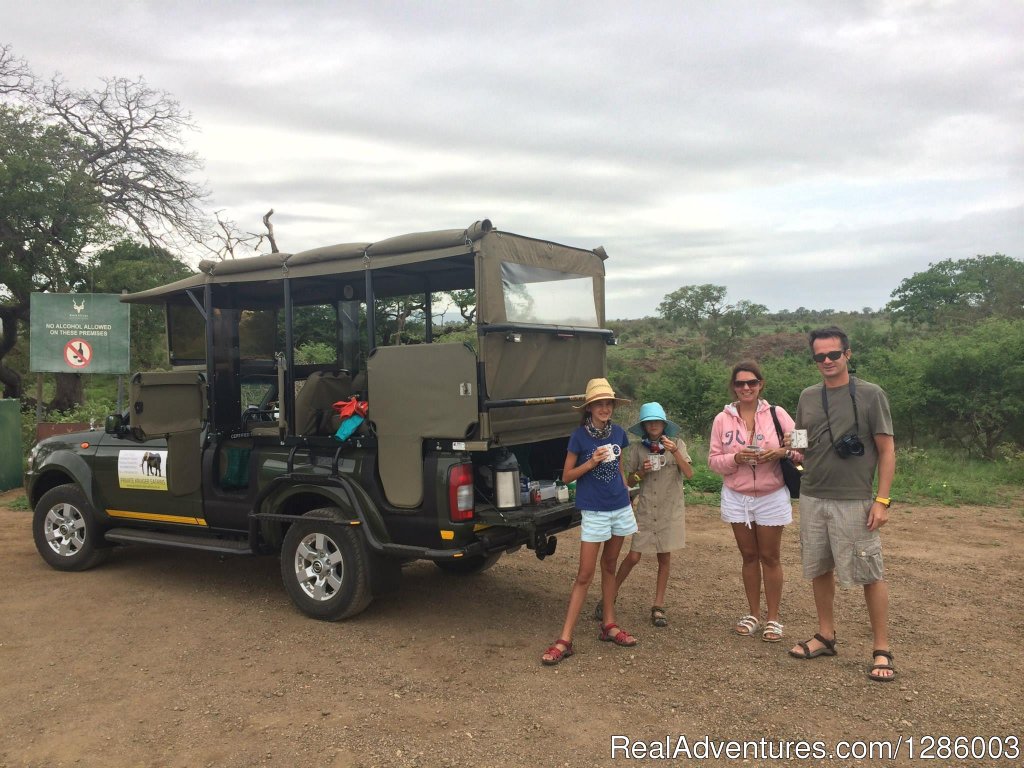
top-left (720, 484), bottom-right (793, 528)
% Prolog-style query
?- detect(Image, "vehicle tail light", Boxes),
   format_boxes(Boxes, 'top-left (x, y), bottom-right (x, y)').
top-left (448, 463), bottom-right (475, 522)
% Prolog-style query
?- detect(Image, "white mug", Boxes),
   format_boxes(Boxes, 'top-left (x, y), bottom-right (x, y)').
top-left (600, 443), bottom-right (622, 463)
top-left (647, 453), bottom-right (664, 471)
top-left (790, 429), bottom-right (808, 449)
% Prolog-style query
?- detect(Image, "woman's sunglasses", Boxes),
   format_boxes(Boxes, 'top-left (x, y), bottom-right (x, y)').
top-left (733, 378), bottom-right (761, 388)
top-left (812, 351), bottom-right (845, 363)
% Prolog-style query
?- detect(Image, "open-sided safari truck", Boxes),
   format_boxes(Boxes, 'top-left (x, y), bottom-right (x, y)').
top-left (25, 220), bottom-right (616, 619)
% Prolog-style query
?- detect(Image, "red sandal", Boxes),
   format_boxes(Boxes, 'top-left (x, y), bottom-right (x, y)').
top-left (599, 623), bottom-right (637, 647)
top-left (541, 639), bottom-right (574, 666)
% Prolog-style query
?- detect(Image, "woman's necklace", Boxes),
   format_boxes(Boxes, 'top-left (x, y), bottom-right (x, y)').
top-left (740, 406), bottom-right (757, 443)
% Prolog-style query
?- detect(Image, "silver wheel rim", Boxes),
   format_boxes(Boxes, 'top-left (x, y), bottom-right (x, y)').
top-left (44, 502), bottom-right (87, 557)
top-left (293, 531), bottom-right (344, 602)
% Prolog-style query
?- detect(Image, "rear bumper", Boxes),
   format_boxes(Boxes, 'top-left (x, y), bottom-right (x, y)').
top-left (473, 499), bottom-right (581, 555)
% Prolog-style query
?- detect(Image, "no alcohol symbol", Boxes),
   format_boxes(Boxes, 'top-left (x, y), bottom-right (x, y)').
top-left (64, 338), bottom-right (93, 368)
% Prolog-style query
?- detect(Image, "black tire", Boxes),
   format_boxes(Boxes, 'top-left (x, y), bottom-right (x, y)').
top-left (280, 508), bottom-right (373, 621)
top-left (434, 551), bottom-right (501, 575)
top-left (32, 484), bottom-right (110, 572)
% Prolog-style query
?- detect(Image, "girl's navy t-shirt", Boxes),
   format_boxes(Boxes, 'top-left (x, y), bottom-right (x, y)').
top-left (568, 424), bottom-right (630, 511)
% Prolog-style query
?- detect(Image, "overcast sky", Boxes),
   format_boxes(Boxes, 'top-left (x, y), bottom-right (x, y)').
top-left (4, 0), bottom-right (1022, 319)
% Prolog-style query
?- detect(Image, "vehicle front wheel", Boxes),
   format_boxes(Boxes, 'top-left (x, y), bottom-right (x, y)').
top-left (32, 484), bottom-right (110, 571)
top-left (434, 551), bottom-right (501, 575)
top-left (280, 509), bottom-right (373, 621)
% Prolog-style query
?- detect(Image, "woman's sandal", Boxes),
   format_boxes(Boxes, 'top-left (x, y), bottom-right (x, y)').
top-left (650, 606), bottom-right (668, 628)
top-left (735, 614), bottom-right (761, 637)
top-left (599, 622), bottom-right (637, 646)
top-left (762, 620), bottom-right (784, 643)
top-left (541, 639), bottom-right (574, 666)
top-left (867, 649), bottom-right (897, 682)
top-left (788, 632), bottom-right (837, 659)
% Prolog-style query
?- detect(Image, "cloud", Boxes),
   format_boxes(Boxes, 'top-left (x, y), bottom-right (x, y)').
top-left (2, 0), bottom-right (1021, 318)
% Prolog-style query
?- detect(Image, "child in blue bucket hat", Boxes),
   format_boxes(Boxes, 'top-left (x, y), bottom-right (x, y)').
top-left (595, 402), bottom-right (693, 628)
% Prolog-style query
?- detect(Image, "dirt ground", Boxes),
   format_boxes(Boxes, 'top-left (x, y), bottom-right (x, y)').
top-left (0, 487), bottom-right (1021, 768)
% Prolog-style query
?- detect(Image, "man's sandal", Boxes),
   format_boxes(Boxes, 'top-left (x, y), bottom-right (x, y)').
top-left (867, 649), bottom-right (897, 682)
top-left (735, 614), bottom-right (761, 637)
top-left (599, 623), bottom-right (637, 646)
top-left (541, 639), bottom-right (574, 666)
top-left (788, 633), bottom-right (837, 659)
top-left (762, 620), bottom-right (784, 643)
top-left (651, 606), bottom-right (668, 628)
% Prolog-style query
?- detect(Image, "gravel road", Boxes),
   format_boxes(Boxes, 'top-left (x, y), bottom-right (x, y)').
top-left (0, 488), bottom-right (1021, 767)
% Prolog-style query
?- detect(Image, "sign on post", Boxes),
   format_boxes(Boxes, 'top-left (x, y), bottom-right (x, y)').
top-left (30, 293), bottom-right (130, 374)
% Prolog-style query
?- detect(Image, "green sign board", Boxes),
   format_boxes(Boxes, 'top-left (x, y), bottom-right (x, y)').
top-left (30, 293), bottom-right (130, 374)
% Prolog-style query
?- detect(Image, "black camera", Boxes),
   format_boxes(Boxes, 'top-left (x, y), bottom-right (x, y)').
top-left (833, 433), bottom-right (865, 458)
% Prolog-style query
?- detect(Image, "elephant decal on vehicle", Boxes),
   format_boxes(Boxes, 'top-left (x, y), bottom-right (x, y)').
top-left (141, 452), bottom-right (162, 477)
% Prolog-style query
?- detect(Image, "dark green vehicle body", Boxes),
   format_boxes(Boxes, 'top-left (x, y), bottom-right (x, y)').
top-left (25, 219), bottom-right (614, 619)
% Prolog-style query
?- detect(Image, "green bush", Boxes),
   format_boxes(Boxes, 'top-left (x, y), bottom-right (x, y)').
top-left (759, 354), bottom-right (818, 414)
top-left (641, 357), bottom-right (725, 437)
top-left (295, 341), bottom-right (336, 365)
top-left (20, 398), bottom-right (117, 459)
top-left (681, 436), bottom-right (722, 504)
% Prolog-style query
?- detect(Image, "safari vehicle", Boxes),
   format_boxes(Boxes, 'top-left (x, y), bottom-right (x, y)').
top-left (25, 219), bottom-right (616, 620)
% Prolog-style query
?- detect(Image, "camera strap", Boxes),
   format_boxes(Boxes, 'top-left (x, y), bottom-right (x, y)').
top-left (821, 376), bottom-right (860, 449)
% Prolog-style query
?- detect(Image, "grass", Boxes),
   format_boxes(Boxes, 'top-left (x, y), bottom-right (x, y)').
top-left (677, 441), bottom-right (1024, 509)
top-left (8, 495), bottom-right (29, 511)
top-left (893, 446), bottom-right (1024, 507)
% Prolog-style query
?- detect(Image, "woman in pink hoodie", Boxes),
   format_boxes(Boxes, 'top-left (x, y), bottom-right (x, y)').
top-left (708, 360), bottom-right (802, 643)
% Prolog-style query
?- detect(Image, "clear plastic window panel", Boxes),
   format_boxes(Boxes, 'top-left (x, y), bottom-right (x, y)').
top-left (501, 263), bottom-right (598, 326)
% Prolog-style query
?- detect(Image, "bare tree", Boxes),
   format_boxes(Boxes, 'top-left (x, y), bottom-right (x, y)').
top-left (261, 208), bottom-right (279, 254)
top-left (0, 44), bottom-right (34, 97)
top-left (202, 209), bottom-right (279, 260)
top-left (204, 210), bottom-right (252, 260)
top-left (42, 75), bottom-right (209, 247)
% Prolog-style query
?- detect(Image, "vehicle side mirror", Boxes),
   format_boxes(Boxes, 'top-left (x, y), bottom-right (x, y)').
top-left (105, 414), bottom-right (124, 434)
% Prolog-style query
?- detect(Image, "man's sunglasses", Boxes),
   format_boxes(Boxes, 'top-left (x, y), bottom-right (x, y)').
top-left (734, 379), bottom-right (761, 388)
top-left (812, 351), bottom-right (845, 363)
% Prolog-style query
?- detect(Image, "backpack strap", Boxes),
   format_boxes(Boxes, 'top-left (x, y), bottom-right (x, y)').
top-left (769, 405), bottom-right (785, 444)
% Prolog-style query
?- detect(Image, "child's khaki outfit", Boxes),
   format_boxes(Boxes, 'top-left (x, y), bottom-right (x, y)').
top-left (622, 440), bottom-right (691, 553)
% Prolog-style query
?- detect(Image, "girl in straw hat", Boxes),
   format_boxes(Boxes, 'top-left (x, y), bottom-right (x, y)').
top-left (542, 378), bottom-right (638, 665)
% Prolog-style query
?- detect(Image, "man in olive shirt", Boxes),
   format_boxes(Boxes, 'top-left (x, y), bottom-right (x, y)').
top-left (789, 326), bottom-right (897, 682)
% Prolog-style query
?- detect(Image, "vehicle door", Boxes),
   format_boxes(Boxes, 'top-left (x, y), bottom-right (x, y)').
top-left (93, 371), bottom-right (207, 527)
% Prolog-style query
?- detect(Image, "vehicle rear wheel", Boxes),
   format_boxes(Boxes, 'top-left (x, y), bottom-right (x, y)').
top-left (280, 509), bottom-right (373, 621)
top-left (434, 551), bottom-right (501, 575)
top-left (32, 484), bottom-right (110, 571)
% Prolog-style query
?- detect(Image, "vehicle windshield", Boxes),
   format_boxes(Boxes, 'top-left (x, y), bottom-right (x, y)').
top-left (500, 263), bottom-right (599, 327)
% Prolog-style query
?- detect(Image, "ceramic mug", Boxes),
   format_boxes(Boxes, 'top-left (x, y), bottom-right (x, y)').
top-left (600, 444), bottom-right (622, 463)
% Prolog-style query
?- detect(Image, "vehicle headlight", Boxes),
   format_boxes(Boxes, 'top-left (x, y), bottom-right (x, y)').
top-left (28, 443), bottom-right (42, 468)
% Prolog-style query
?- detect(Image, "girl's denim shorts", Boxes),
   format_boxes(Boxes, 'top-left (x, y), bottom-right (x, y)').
top-left (580, 504), bottom-right (638, 543)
